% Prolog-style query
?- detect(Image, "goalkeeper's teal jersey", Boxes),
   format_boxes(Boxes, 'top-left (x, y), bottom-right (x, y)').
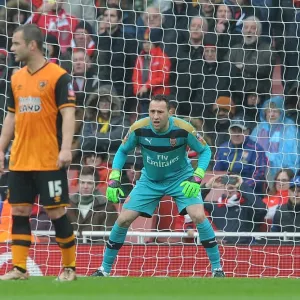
top-left (112, 117), bottom-right (211, 181)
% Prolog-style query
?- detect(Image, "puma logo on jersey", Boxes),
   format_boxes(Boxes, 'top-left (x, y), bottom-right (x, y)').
top-left (145, 138), bottom-right (152, 144)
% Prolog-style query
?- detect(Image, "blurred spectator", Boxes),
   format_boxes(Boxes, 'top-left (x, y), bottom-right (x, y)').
top-left (26, 0), bottom-right (79, 53)
top-left (70, 49), bottom-right (99, 157)
top-left (214, 114), bottom-right (268, 194)
top-left (67, 166), bottom-right (118, 243)
top-left (200, 33), bottom-right (239, 127)
top-left (170, 16), bottom-right (207, 116)
top-left (225, 16), bottom-right (275, 100)
top-left (82, 152), bottom-right (111, 190)
top-left (263, 168), bottom-right (294, 222)
top-left (243, 89), bottom-right (263, 122)
top-left (210, 96), bottom-right (236, 147)
top-left (223, 0), bottom-right (266, 36)
top-left (133, 28), bottom-right (171, 115)
top-left (0, 49), bottom-right (12, 130)
top-left (136, 6), bottom-right (164, 43)
top-left (213, 3), bottom-right (241, 61)
top-left (203, 174), bottom-right (265, 244)
top-left (121, 155), bottom-right (143, 199)
top-left (96, 5), bottom-right (138, 101)
top-left (271, 176), bottom-right (300, 236)
top-left (43, 34), bottom-right (60, 65)
top-left (71, 21), bottom-right (96, 58)
top-left (97, 15), bottom-right (106, 35)
top-left (106, 0), bottom-right (137, 36)
top-left (196, 0), bottom-right (216, 31)
top-left (81, 85), bottom-right (130, 153)
top-left (63, 0), bottom-right (97, 31)
top-left (250, 96), bottom-right (299, 181)
top-left (163, 0), bottom-right (198, 57)
top-left (71, 49), bottom-right (98, 106)
top-left (0, 0), bottom-right (31, 51)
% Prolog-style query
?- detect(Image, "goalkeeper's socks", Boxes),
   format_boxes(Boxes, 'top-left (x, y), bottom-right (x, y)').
top-left (11, 215), bottom-right (31, 271)
top-left (102, 223), bottom-right (128, 274)
top-left (196, 218), bottom-right (221, 271)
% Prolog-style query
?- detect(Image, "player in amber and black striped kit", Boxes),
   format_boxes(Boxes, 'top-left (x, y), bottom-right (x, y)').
top-left (0, 24), bottom-right (76, 281)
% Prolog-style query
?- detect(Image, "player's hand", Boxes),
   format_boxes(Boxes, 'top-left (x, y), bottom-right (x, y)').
top-left (180, 168), bottom-right (205, 198)
top-left (57, 149), bottom-right (72, 169)
top-left (0, 150), bottom-right (5, 173)
top-left (106, 170), bottom-right (124, 203)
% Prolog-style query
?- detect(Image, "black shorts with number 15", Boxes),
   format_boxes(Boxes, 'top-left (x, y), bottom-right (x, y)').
top-left (8, 170), bottom-right (69, 208)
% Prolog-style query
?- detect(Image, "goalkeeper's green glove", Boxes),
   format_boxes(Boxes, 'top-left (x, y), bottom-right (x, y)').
top-left (106, 170), bottom-right (124, 203)
top-left (180, 168), bottom-right (205, 198)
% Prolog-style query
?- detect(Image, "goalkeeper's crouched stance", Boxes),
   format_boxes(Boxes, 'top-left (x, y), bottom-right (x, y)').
top-left (91, 94), bottom-right (225, 278)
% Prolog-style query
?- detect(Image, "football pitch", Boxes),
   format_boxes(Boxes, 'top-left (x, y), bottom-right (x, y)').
top-left (1, 277), bottom-right (299, 300)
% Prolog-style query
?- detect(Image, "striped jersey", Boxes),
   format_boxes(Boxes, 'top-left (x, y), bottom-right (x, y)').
top-left (113, 116), bottom-right (212, 181)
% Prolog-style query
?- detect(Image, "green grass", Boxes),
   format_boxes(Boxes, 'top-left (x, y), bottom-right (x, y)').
top-left (1, 277), bottom-right (299, 300)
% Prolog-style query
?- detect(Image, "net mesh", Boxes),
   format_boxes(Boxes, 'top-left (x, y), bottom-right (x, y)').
top-left (0, 0), bottom-right (300, 277)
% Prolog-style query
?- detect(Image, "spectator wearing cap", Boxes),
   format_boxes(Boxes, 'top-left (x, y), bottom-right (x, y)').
top-left (250, 96), bottom-right (299, 182)
top-left (224, 16), bottom-right (275, 100)
top-left (214, 114), bottom-right (268, 194)
top-left (132, 28), bottom-right (171, 116)
top-left (271, 176), bottom-right (300, 237)
top-left (210, 96), bottom-right (236, 147)
top-left (26, 0), bottom-right (79, 53)
top-left (200, 33), bottom-right (240, 128)
top-left (169, 16), bottom-right (207, 116)
top-left (71, 21), bottom-right (96, 58)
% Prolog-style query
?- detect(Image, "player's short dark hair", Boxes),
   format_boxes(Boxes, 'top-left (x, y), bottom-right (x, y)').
top-left (151, 94), bottom-right (170, 110)
top-left (104, 4), bottom-right (122, 21)
top-left (14, 24), bottom-right (44, 52)
top-left (80, 166), bottom-right (100, 184)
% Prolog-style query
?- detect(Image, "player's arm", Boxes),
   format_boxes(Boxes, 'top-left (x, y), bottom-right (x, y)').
top-left (106, 129), bottom-right (138, 203)
top-left (180, 131), bottom-right (212, 198)
top-left (55, 73), bottom-right (76, 168)
top-left (0, 84), bottom-right (16, 171)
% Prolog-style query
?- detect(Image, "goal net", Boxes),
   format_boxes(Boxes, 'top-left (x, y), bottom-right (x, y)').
top-left (0, 0), bottom-right (300, 278)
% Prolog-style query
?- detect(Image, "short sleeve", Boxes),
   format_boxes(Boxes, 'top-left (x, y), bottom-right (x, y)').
top-left (55, 73), bottom-right (76, 109)
top-left (6, 84), bottom-right (15, 113)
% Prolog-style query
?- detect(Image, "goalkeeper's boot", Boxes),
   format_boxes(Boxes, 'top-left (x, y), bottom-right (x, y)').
top-left (212, 268), bottom-right (226, 278)
top-left (0, 267), bottom-right (29, 280)
top-left (57, 268), bottom-right (77, 281)
top-left (91, 266), bottom-right (109, 277)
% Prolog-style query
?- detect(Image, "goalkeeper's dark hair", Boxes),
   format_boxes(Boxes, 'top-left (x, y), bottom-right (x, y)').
top-left (80, 166), bottom-right (100, 185)
top-left (151, 94), bottom-right (170, 110)
top-left (14, 24), bottom-right (44, 52)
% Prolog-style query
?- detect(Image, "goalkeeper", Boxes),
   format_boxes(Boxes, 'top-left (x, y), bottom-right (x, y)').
top-left (92, 94), bottom-right (224, 278)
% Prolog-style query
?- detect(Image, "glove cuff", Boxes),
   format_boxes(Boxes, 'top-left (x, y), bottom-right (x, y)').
top-left (109, 170), bottom-right (121, 181)
top-left (194, 168), bottom-right (205, 179)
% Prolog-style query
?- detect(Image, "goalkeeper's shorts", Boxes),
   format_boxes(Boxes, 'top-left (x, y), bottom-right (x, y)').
top-left (123, 171), bottom-right (203, 218)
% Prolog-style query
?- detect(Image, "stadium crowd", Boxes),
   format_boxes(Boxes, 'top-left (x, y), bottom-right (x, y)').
top-left (0, 0), bottom-right (300, 244)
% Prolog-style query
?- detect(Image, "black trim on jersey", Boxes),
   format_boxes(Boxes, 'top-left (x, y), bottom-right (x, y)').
top-left (135, 128), bottom-right (188, 138)
top-left (55, 73), bottom-right (75, 108)
top-left (26, 61), bottom-right (49, 75)
top-left (141, 144), bottom-right (184, 153)
top-left (6, 83), bottom-right (15, 111)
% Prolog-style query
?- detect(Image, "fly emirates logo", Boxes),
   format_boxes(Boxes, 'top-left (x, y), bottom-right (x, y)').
top-left (19, 96), bottom-right (41, 113)
top-left (147, 155), bottom-right (179, 167)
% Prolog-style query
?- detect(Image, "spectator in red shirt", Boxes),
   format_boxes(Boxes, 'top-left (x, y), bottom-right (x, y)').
top-left (263, 168), bottom-right (294, 223)
top-left (132, 28), bottom-right (171, 115)
top-left (71, 21), bottom-right (96, 58)
top-left (26, 0), bottom-right (79, 53)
